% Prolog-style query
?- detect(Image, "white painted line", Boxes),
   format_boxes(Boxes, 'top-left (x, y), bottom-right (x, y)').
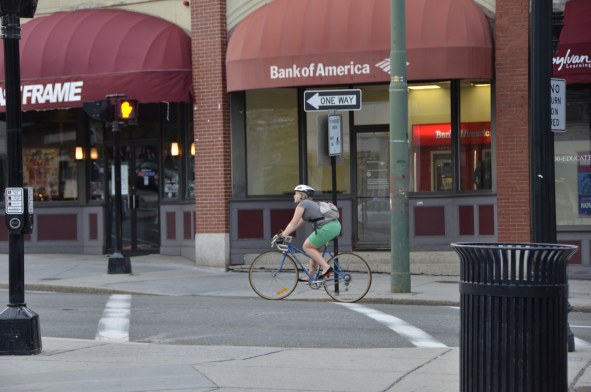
top-left (95, 294), bottom-right (131, 342)
top-left (337, 303), bottom-right (447, 348)
top-left (571, 325), bottom-right (591, 329)
top-left (575, 337), bottom-right (591, 348)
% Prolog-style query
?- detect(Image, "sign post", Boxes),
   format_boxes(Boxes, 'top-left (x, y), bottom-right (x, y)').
top-left (328, 112), bottom-right (341, 293)
top-left (530, 0), bottom-right (557, 244)
top-left (305, 91), bottom-right (361, 286)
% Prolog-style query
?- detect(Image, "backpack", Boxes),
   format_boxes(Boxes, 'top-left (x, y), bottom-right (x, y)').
top-left (318, 201), bottom-right (340, 220)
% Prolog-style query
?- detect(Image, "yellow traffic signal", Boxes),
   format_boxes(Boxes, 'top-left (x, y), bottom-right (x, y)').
top-left (115, 99), bottom-right (138, 122)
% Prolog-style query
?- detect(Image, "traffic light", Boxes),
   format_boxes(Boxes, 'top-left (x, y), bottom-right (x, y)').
top-left (115, 99), bottom-right (138, 123)
top-left (83, 100), bottom-right (113, 121)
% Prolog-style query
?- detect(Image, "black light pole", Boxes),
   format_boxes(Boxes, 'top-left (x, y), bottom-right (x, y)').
top-left (0, 0), bottom-right (41, 355)
top-left (530, 0), bottom-right (557, 243)
top-left (83, 96), bottom-right (134, 274)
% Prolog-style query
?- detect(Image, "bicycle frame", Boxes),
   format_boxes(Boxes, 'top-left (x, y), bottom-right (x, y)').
top-left (278, 241), bottom-right (342, 282)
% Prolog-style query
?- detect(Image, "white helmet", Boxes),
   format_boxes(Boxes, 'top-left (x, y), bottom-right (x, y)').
top-left (294, 184), bottom-right (315, 197)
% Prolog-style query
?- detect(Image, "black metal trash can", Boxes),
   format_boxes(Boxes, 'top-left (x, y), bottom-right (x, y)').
top-left (451, 242), bottom-right (578, 392)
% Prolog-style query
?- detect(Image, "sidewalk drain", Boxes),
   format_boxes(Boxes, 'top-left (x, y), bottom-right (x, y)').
top-left (435, 280), bottom-right (459, 284)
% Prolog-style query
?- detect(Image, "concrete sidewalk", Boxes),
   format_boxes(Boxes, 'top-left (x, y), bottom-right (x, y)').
top-left (1, 253), bottom-right (591, 391)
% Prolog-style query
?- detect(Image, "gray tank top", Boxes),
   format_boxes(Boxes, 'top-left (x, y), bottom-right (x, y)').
top-left (298, 199), bottom-right (324, 223)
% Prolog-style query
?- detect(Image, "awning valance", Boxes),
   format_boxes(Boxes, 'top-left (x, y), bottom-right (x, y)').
top-left (0, 9), bottom-right (192, 111)
top-left (553, 0), bottom-right (591, 84)
top-left (226, 0), bottom-right (493, 92)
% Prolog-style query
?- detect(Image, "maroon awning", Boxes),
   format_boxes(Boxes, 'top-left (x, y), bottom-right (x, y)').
top-left (0, 9), bottom-right (192, 112)
top-left (553, 0), bottom-right (591, 84)
top-left (226, 0), bottom-right (493, 92)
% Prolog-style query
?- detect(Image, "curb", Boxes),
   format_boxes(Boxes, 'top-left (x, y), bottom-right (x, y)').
top-left (5, 284), bottom-right (589, 312)
top-left (0, 284), bottom-right (152, 297)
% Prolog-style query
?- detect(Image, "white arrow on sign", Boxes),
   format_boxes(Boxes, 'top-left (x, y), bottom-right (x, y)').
top-left (306, 93), bottom-right (358, 110)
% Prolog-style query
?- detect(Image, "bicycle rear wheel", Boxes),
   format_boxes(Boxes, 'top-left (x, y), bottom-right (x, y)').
top-left (248, 251), bottom-right (299, 300)
top-left (324, 252), bottom-right (372, 303)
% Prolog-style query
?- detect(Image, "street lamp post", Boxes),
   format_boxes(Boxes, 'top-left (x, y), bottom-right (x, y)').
top-left (0, 0), bottom-right (41, 355)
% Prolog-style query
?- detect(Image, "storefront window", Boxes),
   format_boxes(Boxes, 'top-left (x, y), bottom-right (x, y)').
top-left (246, 89), bottom-right (298, 196)
top-left (163, 120), bottom-right (181, 200)
top-left (185, 132), bottom-right (195, 200)
top-left (19, 109), bottom-right (80, 201)
top-left (555, 87), bottom-right (591, 225)
top-left (354, 85), bottom-right (389, 126)
top-left (305, 111), bottom-right (351, 194)
top-left (460, 82), bottom-right (492, 190)
top-left (354, 82), bottom-right (491, 194)
top-left (409, 82), bottom-right (452, 192)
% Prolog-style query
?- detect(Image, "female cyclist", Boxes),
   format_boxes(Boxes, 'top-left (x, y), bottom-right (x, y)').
top-left (280, 184), bottom-right (341, 280)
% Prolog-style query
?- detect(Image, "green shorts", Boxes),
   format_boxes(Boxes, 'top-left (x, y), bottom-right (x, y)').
top-left (307, 220), bottom-right (341, 248)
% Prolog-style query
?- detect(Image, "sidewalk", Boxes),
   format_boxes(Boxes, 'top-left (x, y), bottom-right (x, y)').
top-left (0, 253), bottom-right (591, 391)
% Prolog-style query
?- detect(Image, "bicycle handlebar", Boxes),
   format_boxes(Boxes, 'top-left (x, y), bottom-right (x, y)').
top-left (271, 234), bottom-right (292, 251)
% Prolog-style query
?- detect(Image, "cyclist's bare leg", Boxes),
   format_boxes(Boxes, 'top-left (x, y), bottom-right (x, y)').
top-left (303, 240), bottom-right (331, 275)
top-left (308, 259), bottom-right (318, 275)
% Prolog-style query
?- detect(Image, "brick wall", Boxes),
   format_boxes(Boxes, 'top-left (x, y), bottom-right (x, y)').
top-left (191, 0), bottom-right (231, 233)
top-left (495, 0), bottom-right (531, 242)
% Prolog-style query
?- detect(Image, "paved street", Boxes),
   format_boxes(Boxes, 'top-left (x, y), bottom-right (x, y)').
top-left (0, 253), bottom-right (591, 391)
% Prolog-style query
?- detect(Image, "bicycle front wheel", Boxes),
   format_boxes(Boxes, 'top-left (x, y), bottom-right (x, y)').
top-left (324, 252), bottom-right (372, 303)
top-left (248, 251), bottom-right (299, 300)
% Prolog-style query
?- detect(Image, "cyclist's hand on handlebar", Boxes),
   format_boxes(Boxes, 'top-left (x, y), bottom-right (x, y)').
top-left (271, 234), bottom-right (284, 246)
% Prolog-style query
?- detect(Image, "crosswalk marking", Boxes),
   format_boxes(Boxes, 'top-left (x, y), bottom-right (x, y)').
top-left (96, 294), bottom-right (131, 342)
top-left (336, 302), bottom-right (447, 348)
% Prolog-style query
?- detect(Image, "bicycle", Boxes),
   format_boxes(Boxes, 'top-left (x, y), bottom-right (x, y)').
top-left (248, 235), bottom-right (372, 303)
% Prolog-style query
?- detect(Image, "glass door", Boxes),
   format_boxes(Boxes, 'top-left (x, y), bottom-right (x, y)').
top-left (107, 142), bottom-right (160, 255)
top-left (355, 131), bottom-right (390, 246)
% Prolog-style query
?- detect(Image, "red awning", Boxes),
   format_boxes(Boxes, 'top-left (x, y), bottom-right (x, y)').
top-left (0, 9), bottom-right (192, 111)
top-left (553, 0), bottom-right (591, 84)
top-left (226, 0), bottom-right (493, 92)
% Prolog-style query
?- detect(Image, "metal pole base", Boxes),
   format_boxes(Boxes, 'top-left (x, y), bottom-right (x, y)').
top-left (568, 331), bottom-right (576, 353)
top-left (108, 252), bottom-right (132, 274)
top-left (0, 305), bottom-right (42, 355)
top-left (568, 301), bottom-right (575, 352)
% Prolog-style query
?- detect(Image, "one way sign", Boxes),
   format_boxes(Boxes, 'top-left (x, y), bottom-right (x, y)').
top-left (304, 89), bottom-right (362, 112)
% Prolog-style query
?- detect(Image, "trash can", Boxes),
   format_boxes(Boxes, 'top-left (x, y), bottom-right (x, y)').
top-left (451, 242), bottom-right (578, 392)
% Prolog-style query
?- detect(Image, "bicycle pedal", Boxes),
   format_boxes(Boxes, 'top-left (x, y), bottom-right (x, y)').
top-left (310, 281), bottom-right (324, 289)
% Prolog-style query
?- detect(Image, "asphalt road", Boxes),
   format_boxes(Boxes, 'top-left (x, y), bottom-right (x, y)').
top-left (14, 290), bottom-right (591, 349)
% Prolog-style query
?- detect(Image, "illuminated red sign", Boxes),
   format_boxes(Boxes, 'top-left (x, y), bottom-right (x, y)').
top-left (412, 122), bottom-right (491, 146)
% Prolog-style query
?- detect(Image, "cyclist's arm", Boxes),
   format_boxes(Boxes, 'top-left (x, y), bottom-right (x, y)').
top-left (281, 206), bottom-right (305, 237)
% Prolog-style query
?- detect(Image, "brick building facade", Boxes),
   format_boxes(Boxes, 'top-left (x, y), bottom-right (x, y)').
top-left (192, 0), bottom-right (232, 266)
top-left (495, 0), bottom-right (531, 243)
